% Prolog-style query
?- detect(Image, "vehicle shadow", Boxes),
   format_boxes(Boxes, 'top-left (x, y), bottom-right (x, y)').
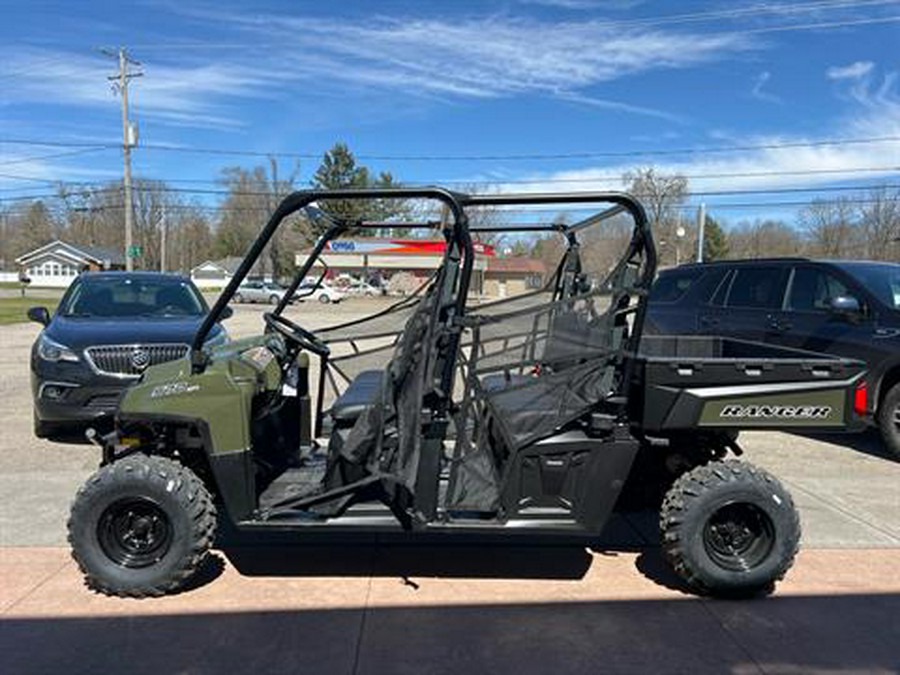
top-left (4, 593), bottom-right (900, 674)
top-left (790, 428), bottom-right (897, 462)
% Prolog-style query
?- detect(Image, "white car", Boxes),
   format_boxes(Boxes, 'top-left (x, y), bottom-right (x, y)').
top-left (343, 279), bottom-right (381, 296)
top-left (295, 280), bottom-right (344, 304)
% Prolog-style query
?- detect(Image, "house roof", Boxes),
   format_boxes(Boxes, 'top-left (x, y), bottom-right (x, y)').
top-left (192, 257), bottom-right (268, 276)
top-left (15, 240), bottom-right (125, 267)
top-left (486, 257), bottom-right (547, 274)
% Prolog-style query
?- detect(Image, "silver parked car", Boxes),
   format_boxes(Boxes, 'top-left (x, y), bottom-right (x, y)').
top-left (233, 280), bottom-right (292, 305)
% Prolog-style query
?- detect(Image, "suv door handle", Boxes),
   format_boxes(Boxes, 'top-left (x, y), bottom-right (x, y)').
top-left (767, 316), bottom-right (792, 332)
top-left (699, 316), bottom-right (719, 327)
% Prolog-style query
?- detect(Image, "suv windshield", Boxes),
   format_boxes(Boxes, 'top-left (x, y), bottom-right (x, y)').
top-left (838, 263), bottom-right (900, 309)
top-left (61, 276), bottom-right (207, 318)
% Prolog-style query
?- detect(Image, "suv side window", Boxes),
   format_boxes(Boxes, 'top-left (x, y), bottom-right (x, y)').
top-left (649, 269), bottom-right (704, 303)
top-left (708, 269), bottom-right (733, 306)
top-left (787, 267), bottom-right (851, 312)
top-left (725, 267), bottom-right (787, 309)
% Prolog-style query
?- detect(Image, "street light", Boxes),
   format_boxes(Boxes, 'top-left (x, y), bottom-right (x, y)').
top-left (675, 226), bottom-right (686, 265)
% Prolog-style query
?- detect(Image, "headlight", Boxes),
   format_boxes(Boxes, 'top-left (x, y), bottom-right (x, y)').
top-left (204, 327), bottom-right (230, 348)
top-left (37, 334), bottom-right (80, 363)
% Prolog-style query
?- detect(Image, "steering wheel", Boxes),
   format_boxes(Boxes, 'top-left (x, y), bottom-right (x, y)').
top-left (263, 312), bottom-right (330, 357)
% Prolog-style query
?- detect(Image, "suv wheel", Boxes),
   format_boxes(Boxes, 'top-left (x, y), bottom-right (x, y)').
top-left (318, 293), bottom-right (330, 304)
top-left (660, 460), bottom-right (800, 597)
top-left (269, 294), bottom-right (280, 305)
top-left (68, 455), bottom-right (216, 597)
top-left (877, 382), bottom-right (900, 459)
top-left (233, 292), bottom-right (243, 304)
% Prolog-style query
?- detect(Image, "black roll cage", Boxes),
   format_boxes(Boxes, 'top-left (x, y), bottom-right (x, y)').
top-left (192, 188), bottom-right (656, 377)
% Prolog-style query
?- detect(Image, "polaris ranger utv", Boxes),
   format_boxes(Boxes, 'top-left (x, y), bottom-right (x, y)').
top-left (68, 188), bottom-right (867, 598)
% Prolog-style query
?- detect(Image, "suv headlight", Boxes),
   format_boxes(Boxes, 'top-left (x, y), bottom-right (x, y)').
top-left (37, 334), bottom-right (80, 363)
top-left (204, 327), bottom-right (230, 348)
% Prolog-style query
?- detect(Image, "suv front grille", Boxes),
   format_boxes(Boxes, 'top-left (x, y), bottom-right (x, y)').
top-left (84, 343), bottom-right (189, 378)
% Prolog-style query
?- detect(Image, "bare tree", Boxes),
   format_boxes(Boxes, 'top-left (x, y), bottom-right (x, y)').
top-left (859, 186), bottom-right (900, 260)
top-left (799, 197), bottom-right (860, 258)
top-left (622, 167), bottom-right (690, 266)
top-left (216, 162), bottom-right (303, 280)
top-left (727, 219), bottom-right (805, 259)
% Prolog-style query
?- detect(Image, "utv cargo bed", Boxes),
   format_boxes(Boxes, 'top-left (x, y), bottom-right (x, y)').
top-left (634, 335), bottom-right (867, 433)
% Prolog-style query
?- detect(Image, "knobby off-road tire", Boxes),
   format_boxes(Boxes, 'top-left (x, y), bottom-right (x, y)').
top-left (660, 460), bottom-right (800, 597)
top-left (877, 382), bottom-right (900, 460)
top-left (68, 455), bottom-right (217, 598)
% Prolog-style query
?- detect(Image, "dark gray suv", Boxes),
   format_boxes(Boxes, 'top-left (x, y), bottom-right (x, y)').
top-left (29, 272), bottom-right (230, 440)
top-left (646, 258), bottom-right (900, 458)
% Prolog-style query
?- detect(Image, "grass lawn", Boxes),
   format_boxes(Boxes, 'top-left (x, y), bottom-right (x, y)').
top-left (0, 296), bottom-right (58, 325)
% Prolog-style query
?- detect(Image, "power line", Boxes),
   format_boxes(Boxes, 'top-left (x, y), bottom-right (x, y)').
top-left (4, 134), bottom-right (900, 162)
top-left (0, 146), bottom-right (112, 167)
top-left (6, 180), bottom-right (900, 205)
top-left (4, 162), bottom-right (900, 193)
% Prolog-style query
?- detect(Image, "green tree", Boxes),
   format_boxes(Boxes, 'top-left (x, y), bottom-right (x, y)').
top-left (311, 142), bottom-right (371, 226)
top-left (701, 215), bottom-right (729, 261)
top-left (311, 142), bottom-right (407, 235)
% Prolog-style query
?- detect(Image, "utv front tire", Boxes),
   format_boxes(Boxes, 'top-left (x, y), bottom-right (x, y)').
top-left (68, 455), bottom-right (216, 598)
top-left (877, 382), bottom-right (900, 459)
top-left (660, 460), bottom-right (800, 597)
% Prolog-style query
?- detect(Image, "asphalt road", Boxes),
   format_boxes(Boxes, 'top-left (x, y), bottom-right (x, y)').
top-left (1, 298), bottom-right (899, 548)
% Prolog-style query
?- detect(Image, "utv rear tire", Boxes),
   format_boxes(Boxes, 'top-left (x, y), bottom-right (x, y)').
top-left (68, 455), bottom-right (216, 598)
top-left (877, 382), bottom-right (900, 459)
top-left (660, 460), bottom-right (800, 597)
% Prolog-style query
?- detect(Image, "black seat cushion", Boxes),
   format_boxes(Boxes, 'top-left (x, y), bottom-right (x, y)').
top-left (330, 370), bottom-right (384, 424)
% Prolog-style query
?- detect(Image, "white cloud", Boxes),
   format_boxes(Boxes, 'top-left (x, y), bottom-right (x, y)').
top-left (827, 61), bottom-right (875, 80)
top-left (751, 71), bottom-right (781, 104)
top-left (482, 76), bottom-right (900, 202)
top-left (0, 47), bottom-right (281, 130)
top-left (162, 9), bottom-right (754, 121)
top-left (517, 0), bottom-right (645, 9)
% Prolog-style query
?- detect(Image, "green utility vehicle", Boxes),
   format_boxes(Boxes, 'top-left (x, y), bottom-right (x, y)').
top-left (68, 189), bottom-right (868, 598)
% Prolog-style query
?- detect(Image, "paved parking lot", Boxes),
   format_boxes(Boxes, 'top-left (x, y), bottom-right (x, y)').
top-left (2, 298), bottom-right (900, 673)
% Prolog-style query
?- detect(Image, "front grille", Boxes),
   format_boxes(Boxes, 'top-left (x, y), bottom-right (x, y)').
top-left (84, 343), bottom-right (189, 377)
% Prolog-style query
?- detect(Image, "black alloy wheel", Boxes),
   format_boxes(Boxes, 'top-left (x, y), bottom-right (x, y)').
top-left (98, 497), bottom-right (173, 568)
top-left (701, 501), bottom-right (775, 572)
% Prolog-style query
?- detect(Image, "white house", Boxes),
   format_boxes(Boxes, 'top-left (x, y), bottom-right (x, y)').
top-left (15, 241), bottom-right (125, 288)
top-left (191, 257), bottom-right (273, 289)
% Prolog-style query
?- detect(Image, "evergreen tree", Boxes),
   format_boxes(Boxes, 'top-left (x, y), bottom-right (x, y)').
top-left (702, 215), bottom-right (729, 261)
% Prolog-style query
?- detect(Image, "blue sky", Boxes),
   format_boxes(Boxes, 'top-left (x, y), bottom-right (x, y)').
top-left (1, 0), bottom-right (899, 224)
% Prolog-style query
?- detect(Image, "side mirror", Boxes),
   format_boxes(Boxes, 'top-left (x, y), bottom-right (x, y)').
top-left (220, 306), bottom-right (234, 320)
top-left (830, 295), bottom-right (861, 317)
top-left (27, 306), bottom-right (50, 326)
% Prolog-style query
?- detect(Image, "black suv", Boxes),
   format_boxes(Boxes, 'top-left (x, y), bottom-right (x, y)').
top-left (29, 272), bottom-right (230, 440)
top-left (646, 258), bottom-right (900, 457)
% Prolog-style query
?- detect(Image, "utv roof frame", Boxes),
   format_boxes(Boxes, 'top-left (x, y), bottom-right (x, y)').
top-left (192, 188), bottom-right (656, 369)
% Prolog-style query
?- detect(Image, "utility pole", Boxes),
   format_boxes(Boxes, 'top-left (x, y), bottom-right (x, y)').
top-left (696, 203), bottom-right (706, 263)
top-left (104, 47), bottom-right (142, 271)
top-left (160, 203), bottom-right (167, 272)
top-left (269, 156), bottom-right (279, 282)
